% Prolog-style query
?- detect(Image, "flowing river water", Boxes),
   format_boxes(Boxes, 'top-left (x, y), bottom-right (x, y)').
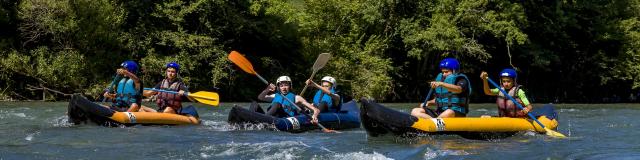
top-left (0, 102), bottom-right (638, 159)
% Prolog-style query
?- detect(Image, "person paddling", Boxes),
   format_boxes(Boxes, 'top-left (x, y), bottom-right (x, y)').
top-left (258, 76), bottom-right (320, 124)
top-left (305, 76), bottom-right (341, 113)
top-left (411, 58), bottom-right (472, 118)
top-left (142, 62), bottom-right (195, 114)
top-left (480, 68), bottom-right (532, 118)
top-left (103, 60), bottom-right (143, 112)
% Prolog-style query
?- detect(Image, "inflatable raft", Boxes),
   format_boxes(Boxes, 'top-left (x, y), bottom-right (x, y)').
top-left (359, 98), bottom-right (559, 139)
top-left (67, 94), bottom-right (200, 126)
top-left (228, 100), bottom-right (361, 133)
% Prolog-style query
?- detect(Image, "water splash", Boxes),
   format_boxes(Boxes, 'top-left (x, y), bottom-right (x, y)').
top-left (0, 110), bottom-right (34, 120)
top-left (199, 141), bottom-right (308, 159)
top-left (25, 131), bottom-right (40, 141)
top-left (51, 115), bottom-right (73, 127)
top-left (201, 120), bottom-right (276, 131)
top-left (316, 152), bottom-right (392, 160)
top-left (423, 147), bottom-right (470, 159)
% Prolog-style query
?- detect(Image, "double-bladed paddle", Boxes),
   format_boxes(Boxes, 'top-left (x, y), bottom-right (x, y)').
top-left (228, 50), bottom-right (339, 133)
top-left (299, 53), bottom-right (331, 96)
top-left (145, 88), bottom-right (220, 106)
top-left (487, 77), bottom-right (567, 138)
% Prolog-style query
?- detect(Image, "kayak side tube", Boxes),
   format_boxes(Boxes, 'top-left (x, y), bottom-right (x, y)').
top-left (359, 98), bottom-right (559, 137)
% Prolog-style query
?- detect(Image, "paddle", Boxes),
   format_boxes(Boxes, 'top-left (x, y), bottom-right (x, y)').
top-left (144, 88), bottom-right (220, 106)
top-left (421, 88), bottom-right (434, 112)
top-left (299, 53), bottom-right (332, 96)
top-left (228, 50), bottom-right (340, 133)
top-left (487, 78), bottom-right (566, 138)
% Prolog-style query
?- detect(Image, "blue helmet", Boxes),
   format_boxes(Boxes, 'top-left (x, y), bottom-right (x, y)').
top-left (166, 62), bottom-right (180, 72)
top-left (120, 60), bottom-right (139, 74)
top-left (500, 68), bottom-right (517, 79)
top-left (439, 58), bottom-right (460, 70)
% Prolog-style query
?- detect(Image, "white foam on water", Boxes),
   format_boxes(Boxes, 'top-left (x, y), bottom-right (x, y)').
top-left (51, 115), bottom-right (73, 127)
top-left (200, 120), bottom-right (275, 131)
top-left (25, 131), bottom-right (40, 141)
top-left (316, 151), bottom-right (392, 160)
top-left (423, 147), bottom-right (470, 159)
top-left (199, 141), bottom-right (308, 159)
top-left (522, 131), bottom-right (538, 137)
top-left (476, 109), bottom-right (489, 112)
top-left (208, 112), bottom-right (226, 117)
top-left (0, 110), bottom-right (34, 120)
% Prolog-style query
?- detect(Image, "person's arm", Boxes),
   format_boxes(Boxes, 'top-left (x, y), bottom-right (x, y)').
top-left (143, 82), bottom-right (161, 97)
top-left (518, 89), bottom-right (533, 113)
top-left (307, 79), bottom-right (341, 102)
top-left (178, 82), bottom-right (196, 102)
top-left (419, 99), bottom-right (436, 108)
top-left (296, 95), bottom-right (319, 123)
top-left (430, 78), bottom-right (465, 93)
top-left (480, 71), bottom-right (496, 96)
top-left (258, 84), bottom-right (276, 102)
top-left (431, 80), bottom-right (468, 93)
top-left (118, 68), bottom-right (141, 90)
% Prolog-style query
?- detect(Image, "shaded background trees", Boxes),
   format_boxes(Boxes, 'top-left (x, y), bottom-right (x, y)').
top-left (0, 0), bottom-right (638, 103)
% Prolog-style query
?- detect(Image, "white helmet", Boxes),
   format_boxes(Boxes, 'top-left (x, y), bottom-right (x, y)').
top-left (321, 76), bottom-right (336, 87)
top-left (276, 76), bottom-right (292, 87)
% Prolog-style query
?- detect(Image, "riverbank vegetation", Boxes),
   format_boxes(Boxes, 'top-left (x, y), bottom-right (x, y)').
top-left (1, 0), bottom-right (639, 103)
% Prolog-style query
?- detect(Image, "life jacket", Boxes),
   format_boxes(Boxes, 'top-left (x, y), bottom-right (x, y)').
top-left (496, 85), bottom-right (526, 118)
top-left (155, 79), bottom-right (184, 111)
top-left (313, 88), bottom-right (339, 112)
top-left (113, 77), bottom-right (141, 110)
top-left (271, 92), bottom-right (298, 117)
top-left (434, 72), bottom-right (472, 114)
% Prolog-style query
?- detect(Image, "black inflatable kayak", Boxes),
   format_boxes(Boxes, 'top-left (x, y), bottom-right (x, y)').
top-left (68, 94), bottom-right (200, 127)
top-left (359, 98), bottom-right (559, 140)
top-left (228, 100), bottom-right (361, 133)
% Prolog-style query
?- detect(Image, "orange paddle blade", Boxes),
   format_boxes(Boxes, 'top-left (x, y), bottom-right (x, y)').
top-left (228, 51), bottom-right (256, 75)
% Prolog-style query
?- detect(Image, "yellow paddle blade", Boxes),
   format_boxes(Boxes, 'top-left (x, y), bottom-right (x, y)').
top-left (189, 91), bottom-right (220, 106)
top-left (545, 128), bottom-right (567, 138)
top-left (228, 51), bottom-right (257, 75)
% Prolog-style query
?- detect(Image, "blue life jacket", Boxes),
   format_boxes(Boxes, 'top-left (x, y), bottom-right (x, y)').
top-left (434, 72), bottom-right (472, 114)
top-left (313, 88), bottom-right (339, 112)
top-left (271, 92), bottom-right (298, 116)
top-left (113, 77), bottom-right (140, 110)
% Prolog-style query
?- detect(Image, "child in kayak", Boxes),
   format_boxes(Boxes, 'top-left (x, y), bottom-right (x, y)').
top-left (142, 62), bottom-right (195, 114)
top-left (258, 76), bottom-right (320, 124)
top-left (411, 58), bottom-right (472, 118)
top-left (305, 76), bottom-right (341, 113)
top-left (480, 68), bottom-right (532, 118)
top-left (102, 60), bottom-right (143, 112)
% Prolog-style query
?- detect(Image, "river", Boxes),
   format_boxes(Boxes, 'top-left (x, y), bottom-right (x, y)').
top-left (0, 102), bottom-right (638, 159)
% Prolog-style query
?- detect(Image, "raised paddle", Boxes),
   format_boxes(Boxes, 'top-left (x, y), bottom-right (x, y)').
top-left (487, 77), bottom-right (567, 138)
top-left (299, 53), bottom-right (331, 96)
top-left (228, 50), bottom-right (340, 133)
top-left (145, 88), bottom-right (220, 106)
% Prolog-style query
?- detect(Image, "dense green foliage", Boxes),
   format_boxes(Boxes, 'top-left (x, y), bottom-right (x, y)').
top-left (0, 0), bottom-right (638, 103)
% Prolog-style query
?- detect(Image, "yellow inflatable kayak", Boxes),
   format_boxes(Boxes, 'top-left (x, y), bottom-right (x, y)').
top-left (68, 94), bottom-right (199, 126)
top-left (359, 98), bottom-right (559, 139)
